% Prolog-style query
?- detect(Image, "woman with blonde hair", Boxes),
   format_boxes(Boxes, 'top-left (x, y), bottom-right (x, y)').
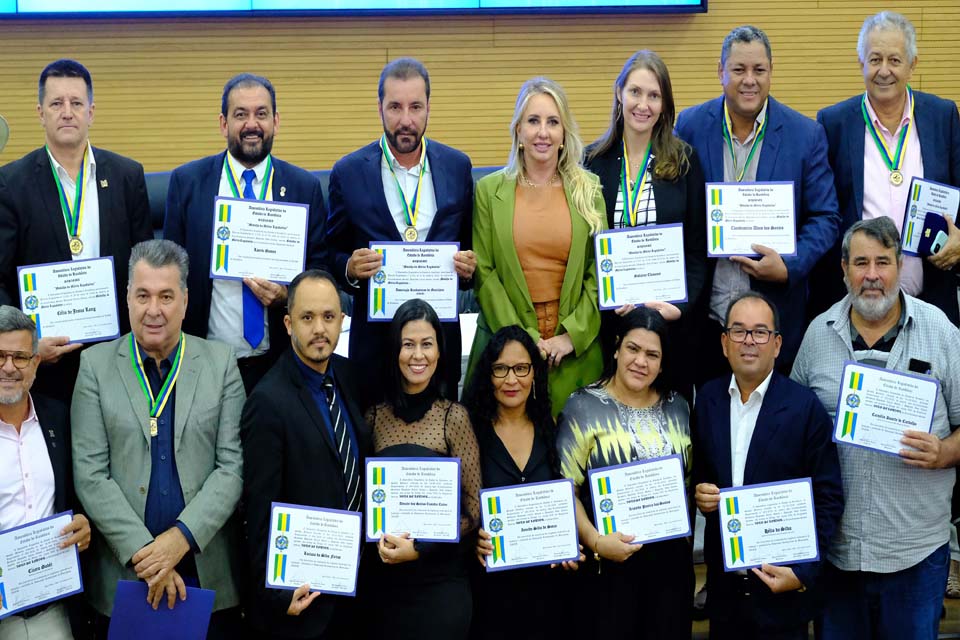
top-left (468, 77), bottom-right (607, 416)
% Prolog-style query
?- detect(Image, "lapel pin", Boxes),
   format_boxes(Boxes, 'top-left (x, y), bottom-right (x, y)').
top-left (48, 429), bottom-right (55, 438)
top-left (280, 186), bottom-right (286, 197)
top-left (100, 179), bottom-right (109, 188)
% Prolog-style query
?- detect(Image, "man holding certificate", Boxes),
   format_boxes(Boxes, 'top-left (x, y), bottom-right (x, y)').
top-left (812, 12), bottom-right (960, 323)
top-left (675, 25), bottom-right (839, 382)
top-left (792, 217), bottom-right (960, 639)
top-left (693, 292), bottom-right (843, 640)
top-left (72, 240), bottom-right (245, 638)
top-left (241, 269), bottom-right (372, 639)
top-left (164, 73), bottom-right (328, 393)
top-left (326, 58), bottom-right (475, 408)
top-left (0, 59), bottom-right (153, 404)
top-left (0, 306), bottom-right (90, 639)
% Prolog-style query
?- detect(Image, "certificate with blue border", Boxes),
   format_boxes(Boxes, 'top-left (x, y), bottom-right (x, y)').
top-left (832, 360), bottom-right (938, 456)
top-left (718, 478), bottom-right (819, 572)
top-left (265, 502), bottom-right (361, 597)
top-left (900, 177), bottom-right (959, 257)
top-left (594, 223), bottom-right (687, 309)
top-left (365, 457), bottom-right (461, 542)
top-left (17, 257), bottom-right (119, 344)
top-left (0, 511), bottom-right (83, 619)
top-left (586, 455), bottom-right (690, 545)
top-left (367, 241), bottom-right (459, 322)
top-left (705, 182), bottom-right (797, 258)
top-left (480, 479), bottom-right (579, 572)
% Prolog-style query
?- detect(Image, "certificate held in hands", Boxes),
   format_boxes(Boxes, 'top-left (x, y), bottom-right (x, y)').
top-left (706, 182), bottom-right (796, 257)
top-left (479, 479), bottom-right (579, 572)
top-left (210, 196), bottom-right (308, 285)
top-left (594, 224), bottom-right (687, 309)
top-left (367, 242), bottom-right (459, 322)
top-left (365, 458), bottom-right (461, 542)
top-left (718, 479), bottom-right (819, 572)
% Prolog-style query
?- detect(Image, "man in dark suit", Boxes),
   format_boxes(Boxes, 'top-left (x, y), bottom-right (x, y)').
top-left (675, 26), bottom-right (839, 381)
top-left (326, 57), bottom-right (474, 408)
top-left (0, 59), bottom-right (153, 403)
top-left (812, 10), bottom-right (960, 324)
top-left (0, 305), bottom-right (90, 638)
top-left (241, 269), bottom-right (371, 639)
top-left (692, 292), bottom-right (843, 640)
top-left (164, 73), bottom-right (327, 393)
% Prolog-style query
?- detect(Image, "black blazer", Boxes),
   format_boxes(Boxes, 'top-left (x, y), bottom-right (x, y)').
top-left (241, 350), bottom-right (372, 639)
top-left (692, 372), bottom-right (844, 630)
top-left (584, 139), bottom-right (708, 316)
top-left (32, 393), bottom-right (73, 514)
top-left (0, 147), bottom-right (153, 402)
top-left (163, 152), bottom-right (328, 364)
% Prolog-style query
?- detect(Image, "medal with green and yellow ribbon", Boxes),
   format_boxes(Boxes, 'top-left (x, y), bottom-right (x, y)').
top-left (47, 145), bottom-right (89, 255)
top-left (722, 99), bottom-right (768, 183)
top-left (129, 333), bottom-right (185, 437)
top-left (620, 140), bottom-right (653, 227)
top-left (381, 136), bottom-right (427, 241)
top-left (224, 155), bottom-right (274, 200)
top-left (861, 86), bottom-right (914, 187)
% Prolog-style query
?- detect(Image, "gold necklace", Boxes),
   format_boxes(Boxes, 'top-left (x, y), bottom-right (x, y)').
top-left (518, 171), bottom-right (561, 188)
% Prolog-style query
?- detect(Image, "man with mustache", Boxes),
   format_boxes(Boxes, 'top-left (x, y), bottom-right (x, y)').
top-left (792, 216), bottom-right (960, 639)
top-left (693, 291), bottom-right (843, 639)
top-left (675, 25), bottom-right (840, 385)
top-left (326, 57), bottom-right (475, 408)
top-left (810, 12), bottom-right (960, 324)
top-left (164, 73), bottom-right (328, 393)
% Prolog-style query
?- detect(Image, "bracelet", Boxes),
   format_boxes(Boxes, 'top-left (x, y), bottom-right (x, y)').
top-left (593, 535), bottom-right (601, 561)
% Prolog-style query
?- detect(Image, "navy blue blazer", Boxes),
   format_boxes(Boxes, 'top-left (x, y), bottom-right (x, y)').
top-left (163, 152), bottom-right (327, 361)
top-left (676, 96), bottom-right (840, 364)
top-left (326, 140), bottom-right (473, 408)
top-left (692, 372), bottom-right (843, 630)
top-left (812, 91), bottom-right (960, 323)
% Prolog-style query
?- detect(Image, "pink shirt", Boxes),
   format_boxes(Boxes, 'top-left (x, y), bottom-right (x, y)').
top-left (0, 395), bottom-right (56, 530)
top-left (862, 92), bottom-right (924, 295)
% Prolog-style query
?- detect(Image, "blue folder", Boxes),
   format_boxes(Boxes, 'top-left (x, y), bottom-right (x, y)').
top-left (108, 580), bottom-right (215, 640)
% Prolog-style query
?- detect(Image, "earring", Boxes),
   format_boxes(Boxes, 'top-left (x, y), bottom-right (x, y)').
top-left (616, 102), bottom-right (622, 120)
top-left (559, 143), bottom-right (564, 153)
top-left (519, 142), bottom-right (525, 152)
top-left (533, 384), bottom-right (537, 400)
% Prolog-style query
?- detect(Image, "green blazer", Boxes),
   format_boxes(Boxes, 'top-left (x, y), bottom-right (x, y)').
top-left (71, 333), bottom-right (245, 615)
top-left (468, 169), bottom-right (606, 414)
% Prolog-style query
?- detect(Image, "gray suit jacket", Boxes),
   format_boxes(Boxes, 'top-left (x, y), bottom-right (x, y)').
top-left (71, 333), bottom-right (245, 615)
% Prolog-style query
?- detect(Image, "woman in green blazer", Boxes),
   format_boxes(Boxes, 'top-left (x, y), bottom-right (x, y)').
top-left (468, 77), bottom-right (607, 416)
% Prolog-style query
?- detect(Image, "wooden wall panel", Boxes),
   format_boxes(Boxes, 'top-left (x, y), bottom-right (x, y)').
top-left (0, 0), bottom-right (956, 172)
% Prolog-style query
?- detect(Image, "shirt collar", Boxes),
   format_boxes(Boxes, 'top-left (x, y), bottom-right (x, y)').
top-left (725, 99), bottom-right (768, 145)
top-left (47, 140), bottom-right (96, 184)
top-left (0, 393), bottom-right (39, 434)
top-left (847, 291), bottom-right (908, 343)
top-left (863, 90), bottom-right (912, 135)
top-left (293, 350), bottom-right (334, 390)
top-left (380, 135), bottom-right (430, 175)
top-left (728, 369), bottom-right (774, 405)
top-left (226, 151), bottom-right (271, 182)
top-left (135, 336), bottom-right (181, 371)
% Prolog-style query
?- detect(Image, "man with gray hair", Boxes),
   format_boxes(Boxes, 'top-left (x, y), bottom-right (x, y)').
top-left (792, 216), bottom-right (960, 638)
top-left (0, 306), bottom-right (90, 639)
top-left (72, 239), bottom-right (245, 638)
top-left (812, 10), bottom-right (960, 326)
top-left (676, 24), bottom-right (840, 386)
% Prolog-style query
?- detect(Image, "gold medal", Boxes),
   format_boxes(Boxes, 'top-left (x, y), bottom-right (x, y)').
top-left (890, 170), bottom-right (904, 186)
top-left (149, 417), bottom-right (158, 437)
top-left (69, 236), bottom-right (83, 255)
top-left (403, 226), bottom-right (418, 242)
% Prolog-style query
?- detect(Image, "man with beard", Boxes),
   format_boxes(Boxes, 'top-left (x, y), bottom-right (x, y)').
top-left (326, 57), bottom-right (474, 408)
top-left (164, 73), bottom-right (327, 392)
top-left (792, 215), bottom-right (960, 639)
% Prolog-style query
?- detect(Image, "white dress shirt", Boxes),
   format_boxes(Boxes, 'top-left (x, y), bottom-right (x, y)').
top-left (47, 141), bottom-right (101, 261)
top-left (727, 369), bottom-right (774, 487)
top-left (0, 395), bottom-right (56, 530)
top-left (380, 139), bottom-right (438, 240)
top-left (207, 152), bottom-right (271, 358)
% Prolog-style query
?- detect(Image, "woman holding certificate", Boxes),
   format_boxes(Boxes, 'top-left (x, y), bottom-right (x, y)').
top-left (468, 76), bottom-right (607, 417)
top-left (463, 325), bottom-right (576, 640)
top-left (557, 307), bottom-right (693, 639)
top-left (364, 299), bottom-right (481, 640)
top-left (584, 50), bottom-right (707, 396)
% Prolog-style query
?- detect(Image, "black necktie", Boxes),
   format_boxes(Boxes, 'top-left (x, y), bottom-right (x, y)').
top-left (322, 377), bottom-right (361, 511)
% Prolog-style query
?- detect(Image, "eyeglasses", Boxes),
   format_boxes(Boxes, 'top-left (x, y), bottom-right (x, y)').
top-left (724, 328), bottom-right (778, 344)
top-left (0, 351), bottom-right (35, 369)
top-left (491, 363), bottom-right (533, 378)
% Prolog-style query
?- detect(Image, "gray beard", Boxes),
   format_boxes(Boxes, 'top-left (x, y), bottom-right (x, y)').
top-left (846, 277), bottom-right (899, 321)
top-left (0, 388), bottom-right (25, 405)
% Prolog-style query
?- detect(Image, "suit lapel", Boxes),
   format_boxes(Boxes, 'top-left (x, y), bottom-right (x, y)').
top-left (117, 336), bottom-right (153, 443)
top-left (705, 101), bottom-right (725, 182)
top-left (709, 389), bottom-right (734, 488)
top-left (271, 158), bottom-right (288, 203)
top-left (743, 374), bottom-right (787, 486)
top-left (93, 147), bottom-right (116, 254)
top-left (492, 175), bottom-right (534, 311)
top-left (915, 95), bottom-right (939, 183)
top-left (424, 143), bottom-right (447, 242)
top-left (847, 98), bottom-right (866, 217)
top-left (558, 183), bottom-right (587, 317)
top-left (363, 144), bottom-right (401, 241)
top-left (173, 339), bottom-right (201, 452)
top-left (35, 151), bottom-right (72, 257)
top-left (756, 99), bottom-right (782, 182)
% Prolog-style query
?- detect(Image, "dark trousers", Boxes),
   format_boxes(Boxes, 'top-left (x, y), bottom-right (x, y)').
top-left (708, 573), bottom-right (808, 640)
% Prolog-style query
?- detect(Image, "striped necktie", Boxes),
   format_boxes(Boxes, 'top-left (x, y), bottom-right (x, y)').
top-left (322, 377), bottom-right (361, 512)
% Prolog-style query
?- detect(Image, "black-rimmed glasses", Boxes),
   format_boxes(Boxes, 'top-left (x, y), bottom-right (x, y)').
top-left (724, 328), bottom-right (778, 344)
top-left (492, 363), bottom-right (533, 378)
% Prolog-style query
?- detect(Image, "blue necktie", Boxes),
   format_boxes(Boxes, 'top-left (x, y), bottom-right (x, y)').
top-left (241, 169), bottom-right (265, 349)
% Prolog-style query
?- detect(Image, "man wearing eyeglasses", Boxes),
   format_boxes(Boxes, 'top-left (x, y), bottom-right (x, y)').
top-left (692, 291), bottom-right (843, 640)
top-left (0, 305), bottom-right (90, 639)
top-left (792, 216), bottom-right (960, 639)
